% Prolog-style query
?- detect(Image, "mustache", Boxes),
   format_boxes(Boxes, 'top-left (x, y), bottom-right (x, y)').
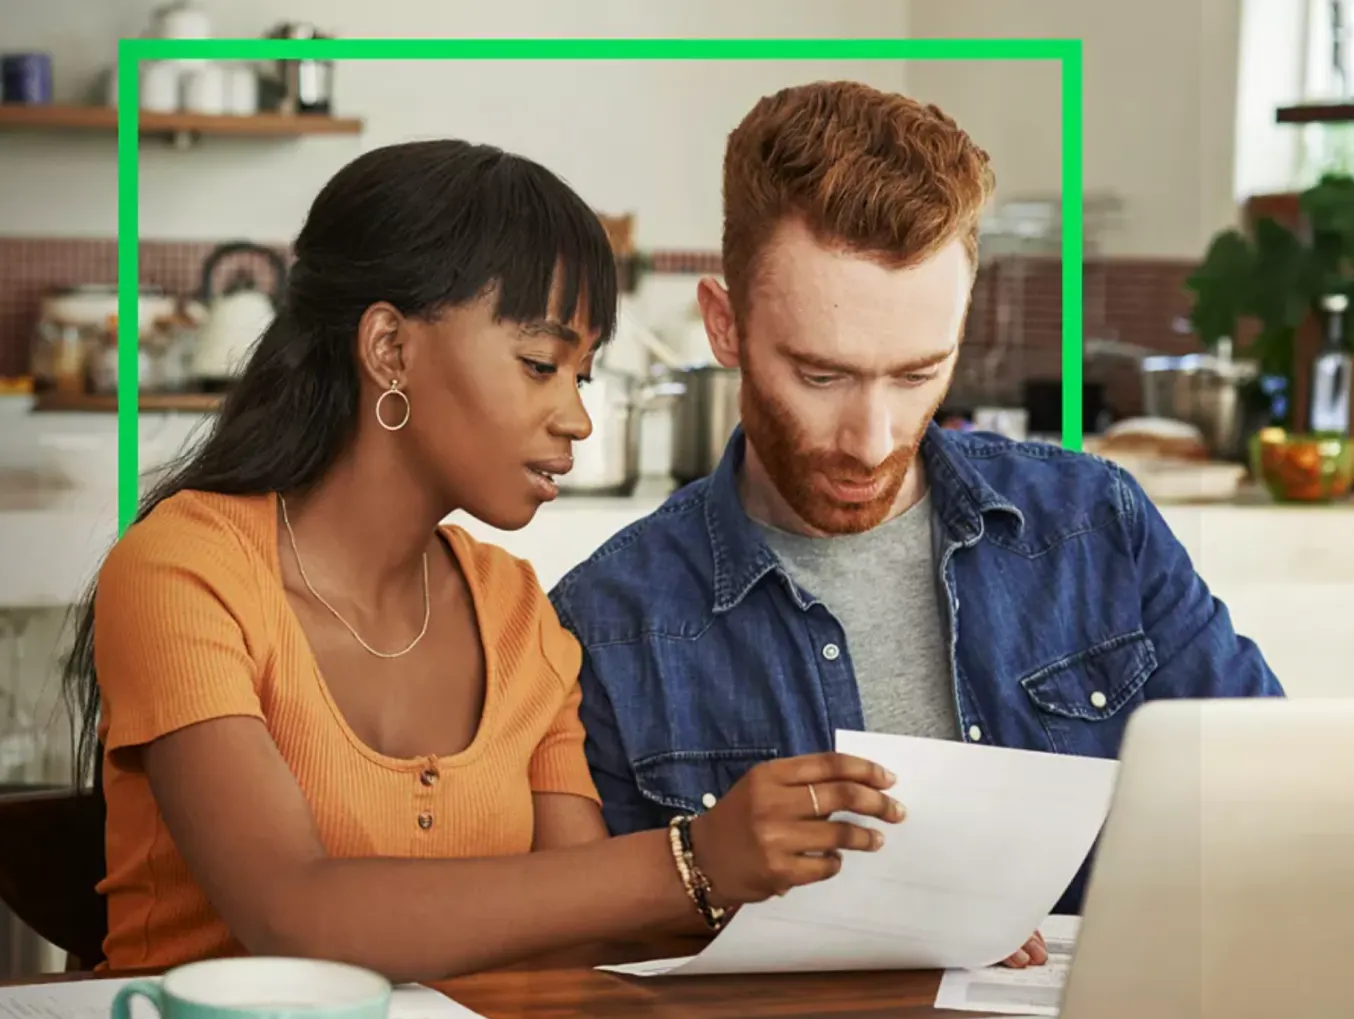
top-left (808, 449), bottom-right (908, 482)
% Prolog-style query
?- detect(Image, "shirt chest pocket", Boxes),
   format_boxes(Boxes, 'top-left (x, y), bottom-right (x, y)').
top-left (1018, 630), bottom-right (1158, 752)
top-left (632, 748), bottom-right (779, 817)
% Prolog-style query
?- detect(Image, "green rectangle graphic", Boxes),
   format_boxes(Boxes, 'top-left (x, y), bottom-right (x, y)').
top-left (116, 36), bottom-right (1084, 534)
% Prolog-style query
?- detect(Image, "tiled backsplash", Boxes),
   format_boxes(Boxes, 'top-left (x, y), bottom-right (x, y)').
top-left (0, 236), bottom-right (288, 377)
top-left (0, 237), bottom-right (1204, 418)
top-left (955, 256), bottom-right (1202, 419)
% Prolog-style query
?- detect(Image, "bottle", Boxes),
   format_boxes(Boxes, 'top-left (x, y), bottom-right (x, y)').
top-left (1311, 293), bottom-right (1352, 435)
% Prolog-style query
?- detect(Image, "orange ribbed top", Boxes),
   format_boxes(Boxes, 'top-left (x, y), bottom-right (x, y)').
top-left (91, 490), bottom-right (598, 971)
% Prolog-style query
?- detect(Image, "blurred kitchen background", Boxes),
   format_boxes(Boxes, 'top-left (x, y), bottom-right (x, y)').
top-left (3, 0), bottom-right (1354, 973)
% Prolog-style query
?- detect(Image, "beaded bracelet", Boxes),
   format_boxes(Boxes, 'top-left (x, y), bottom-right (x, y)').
top-left (667, 814), bottom-right (728, 932)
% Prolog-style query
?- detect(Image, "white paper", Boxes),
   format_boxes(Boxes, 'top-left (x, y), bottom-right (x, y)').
top-left (0, 976), bottom-right (484, 1019)
top-left (598, 731), bottom-right (1115, 977)
top-left (934, 914), bottom-right (1079, 1015)
top-left (389, 985), bottom-right (485, 1019)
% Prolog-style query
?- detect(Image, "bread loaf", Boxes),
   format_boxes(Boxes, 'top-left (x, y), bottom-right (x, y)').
top-left (1088, 417), bottom-right (1210, 461)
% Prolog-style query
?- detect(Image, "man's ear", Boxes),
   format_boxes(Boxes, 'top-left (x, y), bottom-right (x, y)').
top-left (696, 276), bottom-right (740, 369)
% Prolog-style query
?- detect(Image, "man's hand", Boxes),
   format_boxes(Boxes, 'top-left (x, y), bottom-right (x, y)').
top-left (1000, 930), bottom-right (1048, 968)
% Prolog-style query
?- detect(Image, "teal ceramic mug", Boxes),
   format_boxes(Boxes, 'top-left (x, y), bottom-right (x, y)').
top-left (110, 957), bottom-right (392, 1019)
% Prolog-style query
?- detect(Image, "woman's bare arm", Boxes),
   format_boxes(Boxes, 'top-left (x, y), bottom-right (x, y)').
top-left (142, 717), bottom-right (698, 983)
top-left (529, 792), bottom-right (608, 850)
top-left (530, 791), bottom-right (719, 938)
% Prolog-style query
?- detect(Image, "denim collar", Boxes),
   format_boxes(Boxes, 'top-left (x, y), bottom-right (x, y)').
top-left (703, 424), bottom-right (1025, 614)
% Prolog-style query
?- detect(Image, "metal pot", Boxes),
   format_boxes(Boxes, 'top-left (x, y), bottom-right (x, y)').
top-left (1140, 350), bottom-right (1259, 461)
top-left (558, 365), bottom-right (642, 496)
top-left (557, 365), bottom-right (681, 496)
top-left (667, 365), bottom-right (742, 485)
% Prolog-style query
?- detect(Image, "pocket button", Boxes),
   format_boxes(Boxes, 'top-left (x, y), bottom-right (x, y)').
top-left (1089, 691), bottom-right (1108, 709)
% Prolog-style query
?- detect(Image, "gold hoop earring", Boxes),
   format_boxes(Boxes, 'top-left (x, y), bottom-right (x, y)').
top-left (375, 379), bottom-right (410, 431)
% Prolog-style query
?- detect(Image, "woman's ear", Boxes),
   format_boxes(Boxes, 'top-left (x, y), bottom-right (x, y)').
top-left (355, 302), bottom-right (406, 388)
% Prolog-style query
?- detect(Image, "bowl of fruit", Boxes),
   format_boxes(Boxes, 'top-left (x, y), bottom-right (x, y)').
top-left (1250, 428), bottom-right (1354, 503)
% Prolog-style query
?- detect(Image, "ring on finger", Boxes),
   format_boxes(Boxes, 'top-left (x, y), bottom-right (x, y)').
top-left (808, 782), bottom-right (821, 818)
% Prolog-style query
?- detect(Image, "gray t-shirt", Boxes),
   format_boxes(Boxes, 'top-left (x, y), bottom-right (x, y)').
top-left (755, 491), bottom-right (958, 740)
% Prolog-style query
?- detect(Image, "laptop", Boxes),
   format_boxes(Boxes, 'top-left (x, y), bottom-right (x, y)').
top-left (1057, 696), bottom-right (1354, 1019)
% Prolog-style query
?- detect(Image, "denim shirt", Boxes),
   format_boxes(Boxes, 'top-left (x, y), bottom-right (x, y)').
top-left (548, 424), bottom-right (1284, 914)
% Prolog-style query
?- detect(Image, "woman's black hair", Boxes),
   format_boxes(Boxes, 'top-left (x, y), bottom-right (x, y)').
top-left (61, 139), bottom-right (618, 789)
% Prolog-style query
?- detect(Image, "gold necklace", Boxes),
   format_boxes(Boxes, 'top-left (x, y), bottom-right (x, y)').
top-left (279, 494), bottom-right (431, 659)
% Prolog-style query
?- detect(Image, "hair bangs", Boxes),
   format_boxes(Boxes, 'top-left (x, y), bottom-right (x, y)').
top-left (484, 158), bottom-right (618, 346)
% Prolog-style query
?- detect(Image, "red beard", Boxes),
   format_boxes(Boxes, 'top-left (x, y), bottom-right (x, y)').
top-left (739, 366), bottom-right (938, 535)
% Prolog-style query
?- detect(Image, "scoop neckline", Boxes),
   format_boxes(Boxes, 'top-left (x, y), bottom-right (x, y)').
top-left (264, 491), bottom-right (499, 773)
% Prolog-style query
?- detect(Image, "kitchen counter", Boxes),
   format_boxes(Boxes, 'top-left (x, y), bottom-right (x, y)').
top-left (3, 401), bottom-right (1353, 700)
top-left (2, 469), bottom-right (1352, 700)
top-left (3, 469), bottom-right (1351, 598)
top-left (0, 472), bottom-right (679, 609)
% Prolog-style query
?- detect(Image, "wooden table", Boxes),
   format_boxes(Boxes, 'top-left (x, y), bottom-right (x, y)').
top-left (3, 938), bottom-right (998, 1018)
top-left (429, 938), bottom-right (987, 1018)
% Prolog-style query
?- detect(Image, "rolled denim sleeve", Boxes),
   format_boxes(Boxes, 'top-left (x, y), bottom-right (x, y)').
top-left (548, 592), bottom-right (665, 836)
top-left (1121, 469), bottom-right (1285, 700)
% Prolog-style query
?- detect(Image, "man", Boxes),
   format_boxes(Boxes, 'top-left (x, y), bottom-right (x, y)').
top-left (549, 81), bottom-right (1283, 919)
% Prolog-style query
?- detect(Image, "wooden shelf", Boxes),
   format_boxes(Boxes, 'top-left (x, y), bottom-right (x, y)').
top-left (0, 104), bottom-right (363, 139)
top-left (34, 391), bottom-right (223, 413)
top-left (1276, 103), bottom-right (1354, 125)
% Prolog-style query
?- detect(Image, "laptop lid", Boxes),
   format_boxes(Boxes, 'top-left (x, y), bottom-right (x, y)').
top-left (1058, 697), bottom-right (1354, 1019)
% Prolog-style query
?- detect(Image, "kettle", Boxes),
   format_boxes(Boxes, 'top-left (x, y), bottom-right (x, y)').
top-left (266, 22), bottom-right (334, 115)
top-left (191, 241), bottom-right (287, 387)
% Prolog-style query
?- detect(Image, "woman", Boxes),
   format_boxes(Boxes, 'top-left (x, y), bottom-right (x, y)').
top-left (59, 139), bottom-right (910, 983)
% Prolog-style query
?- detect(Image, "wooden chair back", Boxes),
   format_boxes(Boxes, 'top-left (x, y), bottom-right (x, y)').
top-left (0, 785), bottom-right (107, 970)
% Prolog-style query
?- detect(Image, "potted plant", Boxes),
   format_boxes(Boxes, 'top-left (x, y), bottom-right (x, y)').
top-left (1185, 173), bottom-right (1354, 499)
top-left (1186, 173), bottom-right (1354, 424)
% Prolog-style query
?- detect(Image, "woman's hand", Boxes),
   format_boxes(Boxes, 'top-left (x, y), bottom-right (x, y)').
top-left (686, 751), bottom-right (905, 906)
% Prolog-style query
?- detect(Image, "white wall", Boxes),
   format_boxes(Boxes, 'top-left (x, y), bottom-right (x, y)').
top-left (0, 0), bottom-right (909, 249)
top-left (1233, 0), bottom-right (1309, 200)
top-left (905, 0), bottom-right (1245, 259)
top-left (0, 0), bottom-right (1282, 260)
